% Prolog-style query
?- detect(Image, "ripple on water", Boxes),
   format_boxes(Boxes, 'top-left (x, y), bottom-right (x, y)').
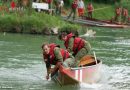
top-left (115, 39), bottom-right (130, 46)
top-left (100, 65), bottom-right (130, 90)
top-left (0, 64), bottom-right (45, 82)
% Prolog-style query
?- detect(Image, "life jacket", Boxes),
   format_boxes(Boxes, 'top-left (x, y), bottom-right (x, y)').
top-left (87, 4), bottom-right (93, 12)
top-left (64, 33), bottom-right (85, 55)
top-left (73, 37), bottom-right (85, 55)
top-left (64, 33), bottom-right (75, 49)
top-left (44, 43), bottom-right (70, 64)
top-left (11, 1), bottom-right (16, 9)
top-left (72, 2), bottom-right (78, 9)
top-left (128, 17), bottom-right (130, 21)
top-left (123, 9), bottom-right (128, 17)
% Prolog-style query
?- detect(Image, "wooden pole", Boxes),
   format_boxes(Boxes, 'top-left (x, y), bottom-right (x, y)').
top-left (93, 51), bottom-right (97, 64)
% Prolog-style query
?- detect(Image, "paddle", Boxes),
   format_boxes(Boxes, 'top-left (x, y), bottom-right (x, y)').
top-left (51, 65), bottom-right (63, 87)
top-left (78, 55), bottom-right (95, 67)
top-left (93, 51), bottom-right (97, 64)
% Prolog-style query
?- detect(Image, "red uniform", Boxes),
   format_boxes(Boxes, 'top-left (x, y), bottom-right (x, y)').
top-left (72, 2), bottom-right (78, 9)
top-left (128, 17), bottom-right (130, 22)
top-left (87, 3), bottom-right (93, 18)
top-left (11, 1), bottom-right (16, 10)
top-left (123, 9), bottom-right (128, 17)
top-left (47, 0), bottom-right (52, 4)
top-left (78, 8), bottom-right (84, 16)
top-left (116, 7), bottom-right (122, 16)
top-left (87, 4), bottom-right (93, 13)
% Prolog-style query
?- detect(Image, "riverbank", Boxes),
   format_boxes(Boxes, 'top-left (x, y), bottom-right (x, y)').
top-left (0, 10), bottom-right (80, 35)
top-left (0, 1), bottom-right (129, 35)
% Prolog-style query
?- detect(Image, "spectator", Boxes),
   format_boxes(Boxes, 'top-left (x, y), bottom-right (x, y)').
top-left (11, 0), bottom-right (16, 11)
top-left (67, 0), bottom-right (78, 20)
top-left (122, 7), bottom-right (128, 24)
top-left (77, 0), bottom-right (85, 17)
top-left (87, 3), bottom-right (94, 19)
top-left (114, 6), bottom-right (122, 23)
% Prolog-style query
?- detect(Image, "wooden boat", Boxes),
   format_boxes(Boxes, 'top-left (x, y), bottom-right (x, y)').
top-left (63, 16), bottom-right (129, 28)
top-left (51, 55), bottom-right (102, 86)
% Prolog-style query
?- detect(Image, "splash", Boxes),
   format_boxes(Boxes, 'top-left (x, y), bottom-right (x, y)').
top-left (80, 82), bottom-right (102, 90)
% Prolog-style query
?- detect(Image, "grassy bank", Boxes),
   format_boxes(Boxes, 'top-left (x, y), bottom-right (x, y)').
top-left (64, 2), bottom-right (115, 20)
top-left (92, 1), bottom-right (130, 20)
top-left (0, 1), bottom-right (130, 34)
top-left (0, 11), bottom-right (80, 34)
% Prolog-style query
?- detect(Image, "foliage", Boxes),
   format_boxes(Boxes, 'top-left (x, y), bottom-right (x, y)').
top-left (92, 0), bottom-right (116, 4)
top-left (64, 0), bottom-right (121, 5)
top-left (0, 12), bottom-right (80, 34)
top-left (59, 24), bottom-right (80, 36)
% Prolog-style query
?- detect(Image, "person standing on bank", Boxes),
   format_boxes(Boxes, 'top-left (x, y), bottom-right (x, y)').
top-left (122, 7), bottom-right (128, 24)
top-left (114, 6), bottom-right (122, 23)
top-left (77, 0), bottom-right (85, 17)
top-left (46, 0), bottom-right (53, 14)
top-left (67, 0), bottom-right (78, 20)
top-left (11, 0), bottom-right (16, 11)
top-left (87, 3), bottom-right (94, 19)
top-left (47, 0), bottom-right (53, 9)
top-left (42, 43), bottom-right (75, 80)
top-left (58, 32), bottom-right (91, 62)
top-left (57, 0), bottom-right (64, 16)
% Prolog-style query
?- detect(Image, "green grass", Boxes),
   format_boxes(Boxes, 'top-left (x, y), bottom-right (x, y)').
top-left (85, 1), bottom-right (130, 20)
top-left (0, 1), bottom-right (130, 34)
top-left (0, 10), bottom-right (80, 34)
top-left (83, 3), bottom-right (113, 20)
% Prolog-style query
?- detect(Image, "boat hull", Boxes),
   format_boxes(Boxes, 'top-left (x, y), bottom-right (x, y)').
top-left (52, 57), bottom-right (102, 85)
top-left (63, 16), bottom-right (129, 28)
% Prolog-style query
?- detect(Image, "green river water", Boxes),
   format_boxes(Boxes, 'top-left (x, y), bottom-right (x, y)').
top-left (0, 27), bottom-right (130, 90)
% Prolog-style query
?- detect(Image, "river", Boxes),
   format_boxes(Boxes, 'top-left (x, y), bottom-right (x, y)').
top-left (0, 27), bottom-right (130, 90)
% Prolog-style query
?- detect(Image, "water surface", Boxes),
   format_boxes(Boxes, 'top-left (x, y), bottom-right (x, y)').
top-left (0, 27), bottom-right (130, 90)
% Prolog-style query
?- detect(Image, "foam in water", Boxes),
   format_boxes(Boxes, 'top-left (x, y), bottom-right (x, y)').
top-left (78, 64), bottom-right (130, 90)
top-left (80, 83), bottom-right (102, 89)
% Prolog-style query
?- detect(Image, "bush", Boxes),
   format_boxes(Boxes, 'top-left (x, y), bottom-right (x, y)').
top-left (0, 12), bottom-right (80, 34)
top-left (59, 24), bottom-right (80, 37)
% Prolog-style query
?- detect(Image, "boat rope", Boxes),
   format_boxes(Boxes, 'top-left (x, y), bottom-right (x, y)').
top-left (93, 6), bottom-right (112, 12)
top-left (86, 0), bottom-right (130, 13)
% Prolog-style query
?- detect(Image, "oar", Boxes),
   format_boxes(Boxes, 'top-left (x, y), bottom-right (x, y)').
top-left (51, 72), bottom-right (63, 87)
top-left (53, 77), bottom-right (62, 87)
top-left (93, 51), bottom-right (97, 64)
top-left (86, 6), bottom-right (111, 13)
top-left (93, 6), bottom-right (111, 12)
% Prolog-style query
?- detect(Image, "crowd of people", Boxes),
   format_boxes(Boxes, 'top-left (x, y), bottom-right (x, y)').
top-left (67, 0), bottom-right (94, 20)
top-left (0, 0), bottom-right (28, 13)
top-left (33, 0), bottom-right (93, 19)
top-left (41, 31), bottom-right (91, 80)
top-left (4, 0), bottom-right (130, 24)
